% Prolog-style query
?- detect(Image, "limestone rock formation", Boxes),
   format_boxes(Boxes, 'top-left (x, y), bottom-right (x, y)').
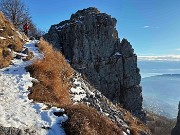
top-left (172, 102), bottom-right (180, 135)
top-left (44, 7), bottom-right (144, 120)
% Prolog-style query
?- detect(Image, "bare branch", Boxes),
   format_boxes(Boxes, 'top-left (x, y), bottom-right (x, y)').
top-left (0, 0), bottom-right (30, 29)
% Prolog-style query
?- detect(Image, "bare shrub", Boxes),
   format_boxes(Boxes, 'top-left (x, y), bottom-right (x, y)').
top-left (0, 0), bottom-right (29, 29)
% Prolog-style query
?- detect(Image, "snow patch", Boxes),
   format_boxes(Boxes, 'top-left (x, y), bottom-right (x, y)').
top-left (70, 78), bottom-right (86, 102)
top-left (16, 31), bottom-right (23, 40)
top-left (123, 131), bottom-right (128, 135)
top-left (0, 36), bottom-right (6, 40)
top-left (13, 51), bottom-right (28, 57)
top-left (114, 52), bottom-right (122, 56)
top-left (55, 23), bottom-right (70, 30)
top-left (55, 20), bottom-right (82, 31)
top-left (11, 27), bottom-right (15, 31)
top-left (8, 35), bottom-right (15, 40)
top-left (74, 20), bottom-right (83, 24)
top-left (79, 16), bottom-right (84, 19)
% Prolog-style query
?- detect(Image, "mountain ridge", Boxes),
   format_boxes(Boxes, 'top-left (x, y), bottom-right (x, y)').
top-left (0, 7), bottom-right (153, 135)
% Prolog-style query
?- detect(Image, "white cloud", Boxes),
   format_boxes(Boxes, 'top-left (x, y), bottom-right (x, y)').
top-left (143, 26), bottom-right (150, 28)
top-left (143, 26), bottom-right (159, 29)
top-left (138, 55), bottom-right (180, 61)
top-left (175, 48), bottom-right (180, 51)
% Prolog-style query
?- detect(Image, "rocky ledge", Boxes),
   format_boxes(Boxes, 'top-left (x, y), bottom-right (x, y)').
top-left (44, 7), bottom-right (145, 120)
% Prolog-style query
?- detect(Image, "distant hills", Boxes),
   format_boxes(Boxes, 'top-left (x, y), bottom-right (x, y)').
top-left (142, 74), bottom-right (180, 118)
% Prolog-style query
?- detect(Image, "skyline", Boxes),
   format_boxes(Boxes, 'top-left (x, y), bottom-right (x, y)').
top-left (23, 0), bottom-right (180, 57)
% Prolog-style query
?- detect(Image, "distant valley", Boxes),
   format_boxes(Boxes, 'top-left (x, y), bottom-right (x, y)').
top-left (138, 60), bottom-right (180, 118)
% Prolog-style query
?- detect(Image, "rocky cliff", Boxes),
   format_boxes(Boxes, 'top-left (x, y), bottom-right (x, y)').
top-left (44, 7), bottom-right (144, 120)
top-left (172, 102), bottom-right (180, 135)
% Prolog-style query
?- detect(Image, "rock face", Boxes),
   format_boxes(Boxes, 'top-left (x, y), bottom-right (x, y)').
top-left (172, 102), bottom-right (180, 135)
top-left (0, 126), bottom-right (22, 135)
top-left (44, 7), bottom-right (144, 120)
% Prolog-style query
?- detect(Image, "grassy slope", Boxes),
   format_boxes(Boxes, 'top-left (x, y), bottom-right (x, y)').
top-left (0, 12), bottom-right (26, 68)
top-left (64, 104), bottom-right (123, 135)
top-left (146, 111), bottom-right (176, 135)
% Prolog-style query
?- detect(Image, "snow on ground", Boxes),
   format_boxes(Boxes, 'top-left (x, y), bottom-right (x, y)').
top-left (114, 52), bottom-right (122, 56)
top-left (0, 40), bottom-right (67, 135)
top-left (8, 35), bottom-right (14, 39)
top-left (16, 31), bottom-right (24, 40)
top-left (70, 78), bottom-right (86, 102)
top-left (0, 36), bottom-right (6, 40)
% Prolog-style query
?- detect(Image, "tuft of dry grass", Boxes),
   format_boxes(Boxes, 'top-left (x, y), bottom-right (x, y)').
top-left (22, 51), bottom-right (34, 61)
top-left (26, 39), bottom-right (73, 107)
top-left (0, 48), bottom-right (12, 68)
top-left (64, 104), bottom-right (123, 135)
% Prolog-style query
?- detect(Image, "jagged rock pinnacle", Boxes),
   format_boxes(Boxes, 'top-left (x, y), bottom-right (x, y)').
top-left (44, 7), bottom-right (145, 120)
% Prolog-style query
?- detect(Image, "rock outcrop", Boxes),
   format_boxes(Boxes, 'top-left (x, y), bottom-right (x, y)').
top-left (44, 7), bottom-right (144, 120)
top-left (172, 102), bottom-right (180, 135)
top-left (69, 72), bottom-right (151, 135)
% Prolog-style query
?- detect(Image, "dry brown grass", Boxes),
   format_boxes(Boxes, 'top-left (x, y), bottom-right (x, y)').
top-left (26, 39), bottom-right (73, 107)
top-left (146, 111), bottom-right (176, 135)
top-left (124, 111), bottom-right (150, 135)
top-left (22, 51), bottom-right (34, 61)
top-left (0, 48), bottom-right (12, 68)
top-left (64, 104), bottom-right (123, 135)
top-left (0, 11), bottom-right (26, 68)
top-left (116, 105), bottom-right (151, 135)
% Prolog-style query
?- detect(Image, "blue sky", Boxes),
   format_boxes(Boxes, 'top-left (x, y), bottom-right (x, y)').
top-left (23, 0), bottom-right (180, 56)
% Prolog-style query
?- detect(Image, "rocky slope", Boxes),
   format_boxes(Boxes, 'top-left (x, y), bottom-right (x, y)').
top-left (172, 102), bottom-right (180, 135)
top-left (44, 7), bottom-right (144, 120)
top-left (68, 72), bottom-right (151, 135)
